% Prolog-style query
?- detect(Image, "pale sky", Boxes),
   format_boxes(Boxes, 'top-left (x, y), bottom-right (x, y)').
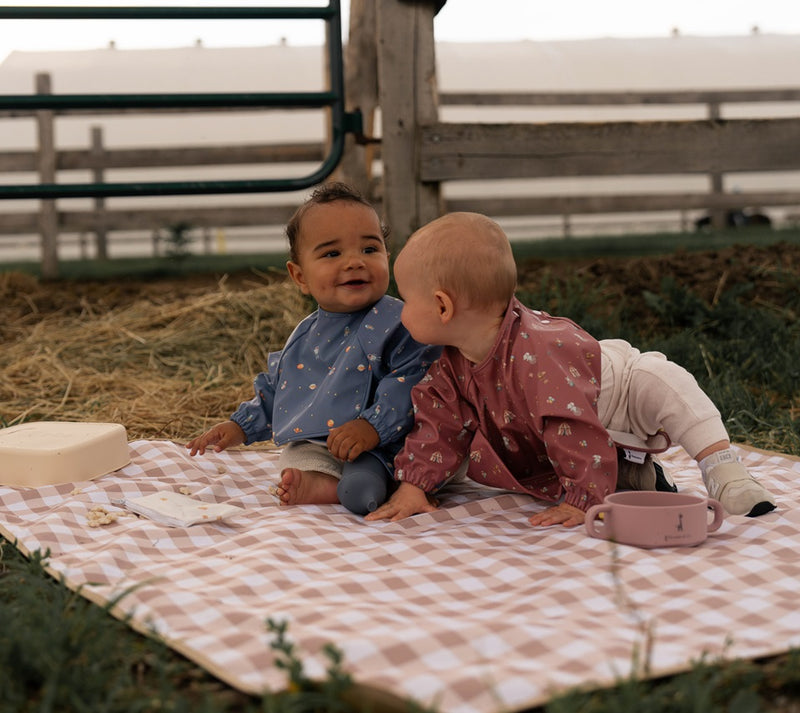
top-left (1, 0), bottom-right (800, 63)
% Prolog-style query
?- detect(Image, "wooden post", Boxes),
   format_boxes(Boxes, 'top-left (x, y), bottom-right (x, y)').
top-left (707, 101), bottom-right (726, 230)
top-left (35, 73), bottom-right (59, 279)
top-left (334, 0), bottom-right (379, 198)
top-left (562, 214), bottom-right (572, 239)
top-left (90, 126), bottom-right (109, 260)
top-left (376, 0), bottom-right (442, 247)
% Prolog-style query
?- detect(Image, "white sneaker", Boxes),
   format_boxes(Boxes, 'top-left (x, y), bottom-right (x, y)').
top-left (701, 451), bottom-right (776, 517)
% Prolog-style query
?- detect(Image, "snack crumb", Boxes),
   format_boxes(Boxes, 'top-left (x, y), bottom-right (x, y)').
top-left (179, 486), bottom-right (192, 495)
top-left (216, 465), bottom-right (227, 474)
top-left (86, 506), bottom-right (118, 527)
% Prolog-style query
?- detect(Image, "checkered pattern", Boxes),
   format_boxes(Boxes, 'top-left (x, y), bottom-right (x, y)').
top-left (1, 440), bottom-right (798, 713)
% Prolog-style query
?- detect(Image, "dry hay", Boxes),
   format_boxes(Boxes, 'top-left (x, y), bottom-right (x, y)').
top-left (1, 270), bottom-right (309, 442)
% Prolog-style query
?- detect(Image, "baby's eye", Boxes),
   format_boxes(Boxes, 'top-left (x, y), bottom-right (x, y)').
top-left (322, 250), bottom-right (340, 258)
top-left (363, 246), bottom-right (378, 254)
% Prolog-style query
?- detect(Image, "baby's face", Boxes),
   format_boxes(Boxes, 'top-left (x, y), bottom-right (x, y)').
top-left (289, 201), bottom-right (389, 313)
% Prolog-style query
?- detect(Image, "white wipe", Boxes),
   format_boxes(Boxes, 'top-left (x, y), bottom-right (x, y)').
top-left (117, 491), bottom-right (244, 527)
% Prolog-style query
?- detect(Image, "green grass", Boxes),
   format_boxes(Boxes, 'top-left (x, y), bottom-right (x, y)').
top-left (544, 650), bottom-right (800, 713)
top-left (510, 224), bottom-right (800, 261)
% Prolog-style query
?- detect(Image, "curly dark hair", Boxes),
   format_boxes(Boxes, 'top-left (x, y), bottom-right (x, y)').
top-left (285, 182), bottom-right (390, 263)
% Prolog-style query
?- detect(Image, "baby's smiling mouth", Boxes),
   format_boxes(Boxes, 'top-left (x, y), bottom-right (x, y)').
top-left (341, 278), bottom-right (369, 287)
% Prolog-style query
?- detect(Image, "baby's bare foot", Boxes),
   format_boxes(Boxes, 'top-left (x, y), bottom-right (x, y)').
top-left (277, 468), bottom-right (339, 506)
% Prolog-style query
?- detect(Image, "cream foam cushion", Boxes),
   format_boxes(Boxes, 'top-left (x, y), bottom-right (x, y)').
top-left (0, 421), bottom-right (130, 488)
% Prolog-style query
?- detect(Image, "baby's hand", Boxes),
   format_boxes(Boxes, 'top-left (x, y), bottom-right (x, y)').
top-left (186, 421), bottom-right (245, 456)
top-left (327, 418), bottom-right (380, 462)
top-left (365, 481), bottom-right (438, 522)
top-left (528, 502), bottom-right (586, 528)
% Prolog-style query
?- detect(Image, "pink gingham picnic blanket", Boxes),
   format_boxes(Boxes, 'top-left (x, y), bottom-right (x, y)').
top-left (1, 440), bottom-right (798, 713)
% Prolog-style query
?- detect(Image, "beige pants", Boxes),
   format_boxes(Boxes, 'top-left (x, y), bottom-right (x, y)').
top-left (598, 339), bottom-right (729, 459)
top-left (276, 440), bottom-right (343, 478)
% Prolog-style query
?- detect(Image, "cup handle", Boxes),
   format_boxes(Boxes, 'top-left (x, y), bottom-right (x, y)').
top-left (706, 497), bottom-right (725, 533)
top-left (585, 503), bottom-right (612, 539)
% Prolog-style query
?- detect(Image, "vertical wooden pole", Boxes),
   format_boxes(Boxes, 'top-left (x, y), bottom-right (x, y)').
top-left (562, 214), bottom-right (572, 239)
top-left (334, 0), bottom-right (379, 197)
top-left (36, 73), bottom-right (59, 279)
top-left (377, 0), bottom-right (442, 248)
top-left (90, 126), bottom-right (109, 260)
top-left (708, 101), bottom-right (726, 230)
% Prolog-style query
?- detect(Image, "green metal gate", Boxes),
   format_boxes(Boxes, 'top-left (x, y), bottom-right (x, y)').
top-left (0, 2), bottom-right (360, 199)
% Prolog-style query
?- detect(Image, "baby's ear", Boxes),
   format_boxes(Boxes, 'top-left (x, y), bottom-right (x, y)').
top-left (434, 289), bottom-right (455, 323)
top-left (286, 261), bottom-right (311, 295)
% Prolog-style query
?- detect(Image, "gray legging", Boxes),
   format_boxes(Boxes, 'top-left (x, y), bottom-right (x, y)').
top-left (337, 452), bottom-right (393, 516)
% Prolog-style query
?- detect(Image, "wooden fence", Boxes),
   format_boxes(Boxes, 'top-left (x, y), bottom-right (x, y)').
top-left (2, 0), bottom-right (800, 276)
top-left (432, 91), bottom-right (800, 222)
top-left (3, 84), bottom-right (798, 264)
top-left (372, 0), bottom-right (800, 241)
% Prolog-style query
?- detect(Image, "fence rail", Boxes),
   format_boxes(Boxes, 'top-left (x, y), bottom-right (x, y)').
top-left (440, 88), bottom-right (800, 107)
top-left (421, 118), bottom-right (800, 179)
top-left (0, 142), bottom-right (325, 173)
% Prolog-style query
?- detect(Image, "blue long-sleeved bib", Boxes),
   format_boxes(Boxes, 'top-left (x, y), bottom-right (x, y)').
top-left (231, 295), bottom-right (440, 471)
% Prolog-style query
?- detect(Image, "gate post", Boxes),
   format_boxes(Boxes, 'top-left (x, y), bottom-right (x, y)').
top-left (376, 0), bottom-right (442, 247)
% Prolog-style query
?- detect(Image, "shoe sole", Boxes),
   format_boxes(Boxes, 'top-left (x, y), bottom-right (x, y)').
top-left (654, 461), bottom-right (677, 493)
top-left (747, 501), bottom-right (777, 517)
